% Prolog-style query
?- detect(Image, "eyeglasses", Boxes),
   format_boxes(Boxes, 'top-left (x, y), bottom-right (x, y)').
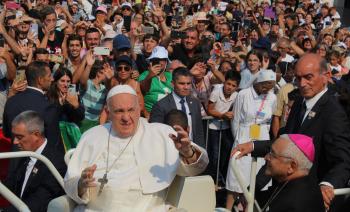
top-left (122, 7), bottom-right (131, 11)
top-left (268, 148), bottom-right (293, 160)
top-left (117, 66), bottom-right (131, 72)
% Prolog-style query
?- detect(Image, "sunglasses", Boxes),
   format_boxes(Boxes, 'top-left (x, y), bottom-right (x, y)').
top-left (117, 65), bottom-right (131, 72)
top-left (122, 7), bottom-right (131, 11)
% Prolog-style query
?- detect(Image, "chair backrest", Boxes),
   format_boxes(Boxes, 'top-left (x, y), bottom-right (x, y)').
top-left (64, 149), bottom-right (76, 165)
top-left (166, 175), bottom-right (216, 212)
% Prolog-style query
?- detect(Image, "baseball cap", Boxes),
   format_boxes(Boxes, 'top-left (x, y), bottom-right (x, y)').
top-left (113, 34), bottom-right (131, 50)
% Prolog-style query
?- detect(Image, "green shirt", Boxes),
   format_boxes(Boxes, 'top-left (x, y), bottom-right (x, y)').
top-left (138, 70), bottom-right (173, 112)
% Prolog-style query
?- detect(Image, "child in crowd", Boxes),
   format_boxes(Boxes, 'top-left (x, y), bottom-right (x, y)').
top-left (207, 71), bottom-right (241, 186)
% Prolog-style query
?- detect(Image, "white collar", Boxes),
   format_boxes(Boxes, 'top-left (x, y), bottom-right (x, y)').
top-left (172, 92), bottom-right (186, 103)
top-left (27, 86), bottom-right (45, 95)
top-left (30, 139), bottom-right (47, 161)
top-left (304, 87), bottom-right (328, 110)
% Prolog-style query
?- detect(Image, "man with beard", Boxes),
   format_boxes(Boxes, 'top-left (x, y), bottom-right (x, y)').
top-left (168, 27), bottom-right (201, 67)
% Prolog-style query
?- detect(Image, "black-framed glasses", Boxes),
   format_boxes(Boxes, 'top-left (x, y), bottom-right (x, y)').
top-left (117, 65), bottom-right (131, 72)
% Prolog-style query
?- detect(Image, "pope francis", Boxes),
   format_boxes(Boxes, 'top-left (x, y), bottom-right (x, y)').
top-left (64, 85), bottom-right (209, 212)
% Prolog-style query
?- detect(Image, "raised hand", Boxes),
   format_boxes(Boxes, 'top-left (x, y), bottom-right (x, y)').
top-left (169, 125), bottom-right (193, 158)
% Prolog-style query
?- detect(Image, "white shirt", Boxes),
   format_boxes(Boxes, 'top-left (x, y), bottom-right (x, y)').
top-left (302, 87), bottom-right (328, 123)
top-left (209, 84), bottom-right (237, 130)
top-left (172, 92), bottom-right (193, 140)
top-left (280, 54), bottom-right (295, 63)
top-left (20, 139), bottom-right (47, 197)
top-left (27, 86), bottom-right (45, 95)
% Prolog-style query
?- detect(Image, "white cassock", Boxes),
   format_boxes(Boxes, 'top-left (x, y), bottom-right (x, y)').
top-left (226, 86), bottom-right (276, 193)
top-left (64, 118), bottom-right (209, 212)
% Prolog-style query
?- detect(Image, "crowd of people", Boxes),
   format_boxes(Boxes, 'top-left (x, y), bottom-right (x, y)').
top-left (0, 0), bottom-right (350, 211)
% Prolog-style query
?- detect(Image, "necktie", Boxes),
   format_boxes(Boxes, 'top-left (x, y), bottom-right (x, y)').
top-left (180, 98), bottom-right (187, 114)
top-left (296, 101), bottom-right (307, 130)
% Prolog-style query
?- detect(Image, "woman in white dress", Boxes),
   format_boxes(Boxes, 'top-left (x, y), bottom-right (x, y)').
top-left (226, 70), bottom-right (277, 210)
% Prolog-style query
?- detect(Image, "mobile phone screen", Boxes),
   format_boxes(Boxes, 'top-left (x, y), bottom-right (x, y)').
top-left (123, 16), bottom-right (132, 32)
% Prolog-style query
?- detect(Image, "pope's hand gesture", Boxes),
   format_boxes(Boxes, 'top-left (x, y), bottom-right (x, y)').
top-left (78, 164), bottom-right (97, 197)
top-left (169, 125), bottom-right (194, 158)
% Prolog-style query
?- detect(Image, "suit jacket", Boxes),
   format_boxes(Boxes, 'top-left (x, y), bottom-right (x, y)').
top-left (2, 88), bottom-right (64, 153)
top-left (253, 90), bottom-right (350, 188)
top-left (149, 93), bottom-right (205, 148)
top-left (258, 175), bottom-right (325, 212)
top-left (3, 144), bottom-right (67, 212)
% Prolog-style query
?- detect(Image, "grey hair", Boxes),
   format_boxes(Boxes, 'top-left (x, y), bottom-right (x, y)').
top-left (319, 58), bottom-right (329, 74)
top-left (12, 111), bottom-right (45, 135)
top-left (279, 134), bottom-right (313, 171)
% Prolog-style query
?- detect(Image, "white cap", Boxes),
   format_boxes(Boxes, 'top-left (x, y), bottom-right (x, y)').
top-left (255, 69), bottom-right (276, 83)
top-left (147, 46), bottom-right (169, 61)
top-left (107, 85), bottom-right (137, 100)
top-left (121, 2), bottom-right (132, 8)
top-left (103, 30), bottom-right (117, 40)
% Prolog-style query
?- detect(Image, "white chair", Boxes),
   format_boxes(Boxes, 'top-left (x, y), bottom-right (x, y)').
top-left (48, 175), bottom-right (216, 212)
top-left (166, 175), bottom-right (216, 212)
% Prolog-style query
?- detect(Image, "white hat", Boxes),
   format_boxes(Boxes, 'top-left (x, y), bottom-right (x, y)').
top-left (255, 69), bottom-right (276, 83)
top-left (195, 12), bottom-right (208, 21)
top-left (147, 46), bottom-right (170, 61)
top-left (121, 2), bottom-right (132, 9)
top-left (107, 85), bottom-right (137, 100)
top-left (103, 30), bottom-right (117, 40)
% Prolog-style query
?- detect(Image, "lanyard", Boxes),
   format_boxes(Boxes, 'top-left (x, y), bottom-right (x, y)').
top-left (255, 95), bottom-right (267, 123)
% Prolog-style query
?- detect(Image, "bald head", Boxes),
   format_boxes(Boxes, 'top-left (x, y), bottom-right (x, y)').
top-left (294, 53), bottom-right (330, 99)
top-left (295, 53), bottom-right (328, 74)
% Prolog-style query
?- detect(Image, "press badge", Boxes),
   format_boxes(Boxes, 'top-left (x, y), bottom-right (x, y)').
top-left (250, 124), bottom-right (261, 140)
top-left (256, 111), bottom-right (266, 119)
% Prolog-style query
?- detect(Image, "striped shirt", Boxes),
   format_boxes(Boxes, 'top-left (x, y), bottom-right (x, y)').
top-left (81, 80), bottom-right (107, 121)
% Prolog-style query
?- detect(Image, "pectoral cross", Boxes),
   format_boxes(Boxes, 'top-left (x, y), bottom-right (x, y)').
top-left (98, 173), bottom-right (108, 195)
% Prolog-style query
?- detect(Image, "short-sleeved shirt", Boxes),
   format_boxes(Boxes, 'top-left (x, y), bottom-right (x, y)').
top-left (273, 83), bottom-right (295, 127)
top-left (138, 71), bottom-right (173, 112)
top-left (81, 80), bottom-right (107, 121)
top-left (209, 84), bottom-right (237, 130)
top-left (38, 28), bottom-right (64, 54)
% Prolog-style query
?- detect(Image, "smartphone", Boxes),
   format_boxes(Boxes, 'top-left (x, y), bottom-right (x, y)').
top-left (68, 84), bottom-right (77, 95)
top-left (61, 1), bottom-right (68, 9)
top-left (143, 26), bottom-right (154, 35)
top-left (93, 47), bottom-right (110, 56)
top-left (223, 42), bottom-right (232, 52)
top-left (170, 30), bottom-right (186, 39)
top-left (0, 34), bottom-right (4, 47)
top-left (232, 22), bottom-right (240, 32)
top-left (16, 11), bottom-right (23, 19)
top-left (30, 23), bottom-right (38, 39)
top-left (123, 15), bottom-right (132, 32)
top-left (166, 15), bottom-right (173, 26)
top-left (14, 69), bottom-right (26, 83)
top-left (49, 54), bottom-right (64, 63)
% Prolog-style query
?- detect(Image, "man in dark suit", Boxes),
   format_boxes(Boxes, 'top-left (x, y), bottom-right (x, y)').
top-left (231, 54), bottom-right (350, 210)
top-left (3, 111), bottom-right (66, 212)
top-left (2, 61), bottom-right (63, 153)
top-left (150, 67), bottom-right (205, 148)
